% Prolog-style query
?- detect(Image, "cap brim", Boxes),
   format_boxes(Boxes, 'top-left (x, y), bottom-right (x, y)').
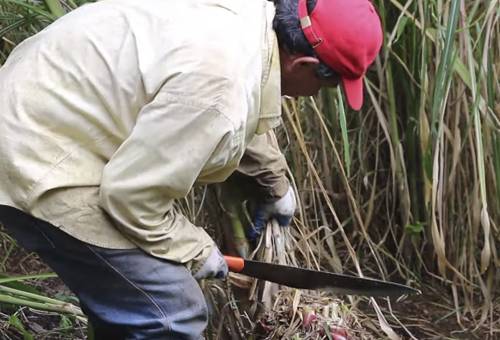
top-left (342, 77), bottom-right (364, 111)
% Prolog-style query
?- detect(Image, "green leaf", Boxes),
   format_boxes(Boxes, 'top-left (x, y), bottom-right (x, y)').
top-left (3, 0), bottom-right (56, 21)
top-left (59, 315), bottom-right (73, 330)
top-left (323, 323), bottom-right (333, 340)
top-left (0, 273), bottom-right (57, 295)
top-left (0, 18), bottom-right (28, 37)
top-left (337, 90), bottom-right (351, 177)
top-left (8, 314), bottom-right (34, 340)
top-left (0, 272), bottom-right (57, 284)
top-left (430, 0), bottom-right (460, 141)
top-left (395, 16), bottom-right (408, 43)
top-left (44, 0), bottom-right (65, 18)
top-left (422, 145), bottom-right (433, 181)
top-left (405, 222), bottom-right (424, 235)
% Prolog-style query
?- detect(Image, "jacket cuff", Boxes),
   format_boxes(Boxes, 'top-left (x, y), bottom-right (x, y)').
top-left (261, 176), bottom-right (289, 202)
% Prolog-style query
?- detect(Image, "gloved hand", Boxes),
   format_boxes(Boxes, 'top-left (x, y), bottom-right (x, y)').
top-left (247, 186), bottom-right (297, 241)
top-left (192, 246), bottom-right (228, 280)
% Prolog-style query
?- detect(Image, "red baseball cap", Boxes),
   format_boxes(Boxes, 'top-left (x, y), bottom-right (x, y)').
top-left (298, 0), bottom-right (383, 110)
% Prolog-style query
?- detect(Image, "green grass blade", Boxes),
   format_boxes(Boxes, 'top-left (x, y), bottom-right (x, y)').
top-left (3, 0), bottom-right (56, 21)
top-left (430, 0), bottom-right (460, 140)
top-left (336, 89), bottom-right (350, 178)
top-left (0, 273), bottom-right (57, 284)
top-left (44, 0), bottom-right (65, 18)
top-left (0, 18), bottom-right (28, 37)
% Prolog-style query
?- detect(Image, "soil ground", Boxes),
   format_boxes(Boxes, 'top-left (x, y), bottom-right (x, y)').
top-left (358, 288), bottom-right (499, 339)
top-left (1, 233), bottom-right (497, 339)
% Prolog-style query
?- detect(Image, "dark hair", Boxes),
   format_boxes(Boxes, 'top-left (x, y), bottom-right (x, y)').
top-left (272, 0), bottom-right (338, 79)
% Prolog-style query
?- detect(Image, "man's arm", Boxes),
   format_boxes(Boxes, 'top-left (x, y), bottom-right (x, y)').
top-left (99, 89), bottom-right (235, 274)
top-left (230, 129), bottom-right (297, 241)
top-left (236, 130), bottom-right (290, 202)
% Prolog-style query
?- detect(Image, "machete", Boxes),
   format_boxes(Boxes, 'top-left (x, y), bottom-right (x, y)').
top-left (224, 256), bottom-right (420, 298)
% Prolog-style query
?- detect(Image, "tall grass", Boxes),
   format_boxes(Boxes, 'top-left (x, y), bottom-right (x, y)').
top-left (1, 0), bottom-right (499, 338)
top-left (280, 0), bottom-right (499, 332)
top-left (373, 0), bottom-right (499, 325)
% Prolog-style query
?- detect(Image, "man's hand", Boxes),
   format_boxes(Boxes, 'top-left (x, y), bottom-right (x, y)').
top-left (192, 246), bottom-right (228, 280)
top-left (247, 186), bottom-right (297, 241)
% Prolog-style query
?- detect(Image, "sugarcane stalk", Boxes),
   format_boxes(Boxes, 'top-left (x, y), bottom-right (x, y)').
top-left (227, 202), bottom-right (249, 258)
top-left (0, 293), bottom-right (84, 317)
top-left (0, 285), bottom-right (78, 310)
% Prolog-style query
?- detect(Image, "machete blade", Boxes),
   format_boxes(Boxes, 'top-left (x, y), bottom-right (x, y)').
top-left (239, 259), bottom-right (420, 298)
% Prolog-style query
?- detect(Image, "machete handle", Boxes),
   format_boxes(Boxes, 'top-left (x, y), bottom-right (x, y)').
top-left (224, 255), bottom-right (245, 273)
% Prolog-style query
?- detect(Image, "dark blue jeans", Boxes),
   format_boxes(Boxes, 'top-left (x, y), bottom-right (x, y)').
top-left (0, 205), bottom-right (208, 339)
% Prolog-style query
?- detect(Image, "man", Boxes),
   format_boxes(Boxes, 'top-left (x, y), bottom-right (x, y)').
top-left (0, 0), bottom-right (382, 338)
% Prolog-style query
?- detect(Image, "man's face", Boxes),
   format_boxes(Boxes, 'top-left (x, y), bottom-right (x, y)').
top-left (280, 52), bottom-right (339, 97)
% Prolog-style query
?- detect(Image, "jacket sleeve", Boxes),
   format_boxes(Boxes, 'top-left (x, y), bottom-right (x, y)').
top-left (235, 129), bottom-right (290, 202)
top-left (98, 89), bottom-right (234, 266)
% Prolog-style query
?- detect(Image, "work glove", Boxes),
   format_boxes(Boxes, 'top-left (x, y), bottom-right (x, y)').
top-left (247, 185), bottom-right (297, 241)
top-left (192, 246), bottom-right (228, 280)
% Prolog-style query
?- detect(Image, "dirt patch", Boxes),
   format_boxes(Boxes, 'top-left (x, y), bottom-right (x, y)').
top-left (358, 283), bottom-right (499, 339)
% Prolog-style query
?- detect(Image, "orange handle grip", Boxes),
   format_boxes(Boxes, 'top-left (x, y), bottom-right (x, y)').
top-left (224, 255), bottom-right (245, 272)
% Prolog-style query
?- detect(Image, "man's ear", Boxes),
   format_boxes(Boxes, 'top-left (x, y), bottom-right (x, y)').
top-left (289, 55), bottom-right (320, 72)
top-left (280, 48), bottom-right (320, 73)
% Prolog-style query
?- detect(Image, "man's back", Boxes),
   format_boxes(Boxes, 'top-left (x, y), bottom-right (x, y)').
top-left (0, 0), bottom-right (269, 209)
top-left (0, 0), bottom-right (277, 254)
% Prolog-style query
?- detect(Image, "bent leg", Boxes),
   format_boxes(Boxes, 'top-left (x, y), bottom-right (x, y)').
top-left (0, 206), bottom-right (207, 340)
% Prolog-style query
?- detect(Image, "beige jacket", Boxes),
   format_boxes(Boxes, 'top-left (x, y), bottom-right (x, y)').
top-left (0, 0), bottom-right (288, 267)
